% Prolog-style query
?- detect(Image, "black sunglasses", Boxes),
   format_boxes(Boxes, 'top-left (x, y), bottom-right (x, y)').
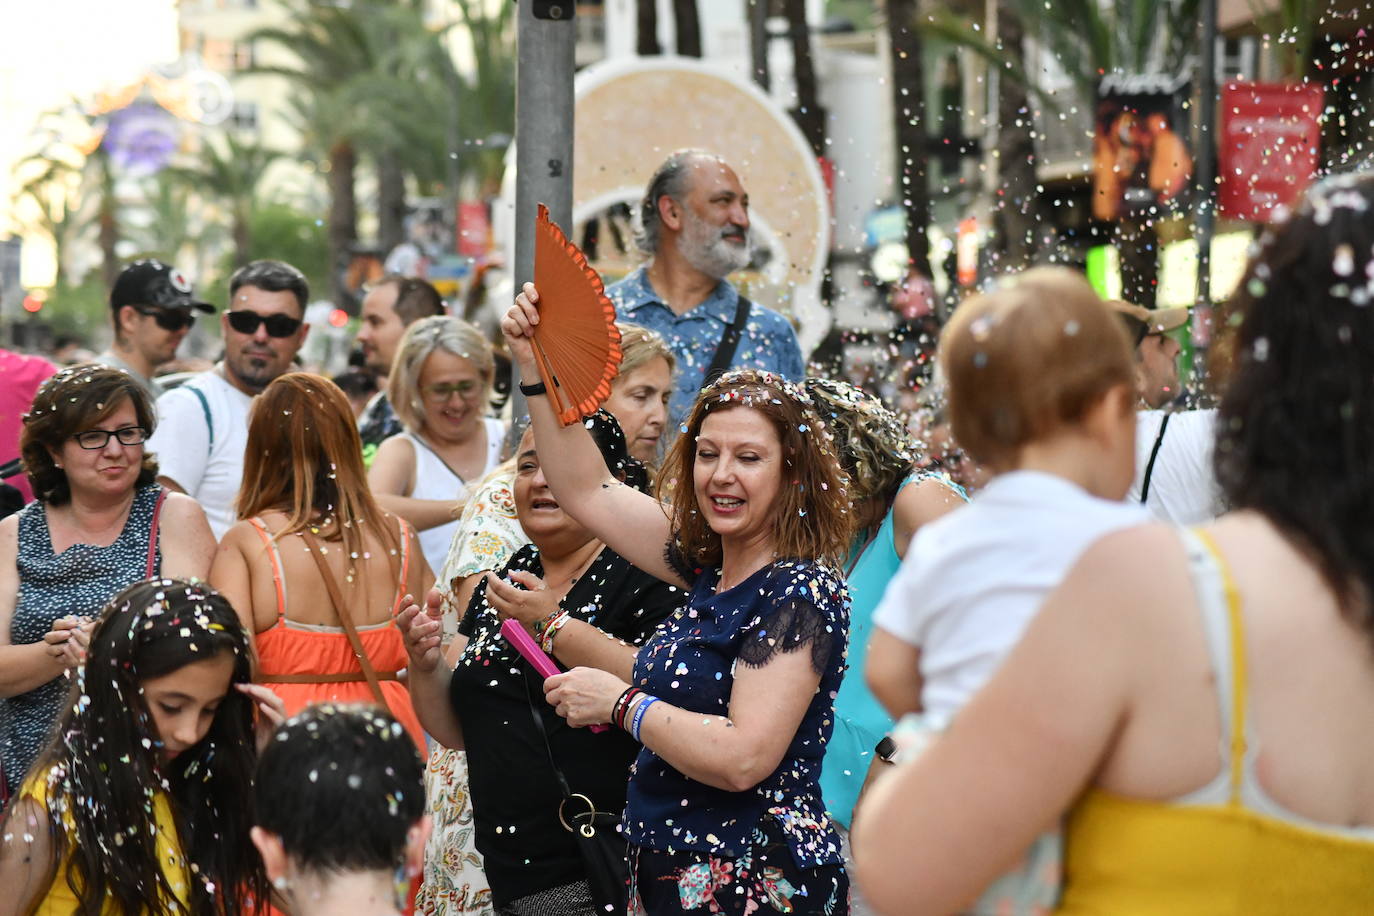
top-left (226, 310), bottom-right (303, 338)
top-left (135, 306), bottom-right (196, 332)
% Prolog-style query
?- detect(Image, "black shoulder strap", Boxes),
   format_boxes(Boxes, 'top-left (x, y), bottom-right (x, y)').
top-left (1139, 412), bottom-right (1172, 504)
top-left (702, 296), bottom-right (751, 389)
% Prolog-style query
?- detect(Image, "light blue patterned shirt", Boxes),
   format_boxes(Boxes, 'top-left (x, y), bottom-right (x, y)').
top-left (607, 267), bottom-right (805, 431)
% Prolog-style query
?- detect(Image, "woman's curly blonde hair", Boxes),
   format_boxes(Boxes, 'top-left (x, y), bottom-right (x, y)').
top-left (803, 377), bottom-right (915, 505)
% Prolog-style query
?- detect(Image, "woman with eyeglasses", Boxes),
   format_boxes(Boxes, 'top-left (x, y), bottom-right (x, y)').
top-left (0, 364), bottom-right (216, 798)
top-left (369, 316), bottom-right (506, 576)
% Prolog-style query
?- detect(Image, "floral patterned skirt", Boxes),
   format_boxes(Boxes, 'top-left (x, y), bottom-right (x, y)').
top-left (415, 746), bottom-right (496, 916)
top-left (630, 819), bottom-right (848, 916)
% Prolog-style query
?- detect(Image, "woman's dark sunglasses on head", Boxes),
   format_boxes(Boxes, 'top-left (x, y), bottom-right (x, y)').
top-left (226, 310), bottom-right (303, 338)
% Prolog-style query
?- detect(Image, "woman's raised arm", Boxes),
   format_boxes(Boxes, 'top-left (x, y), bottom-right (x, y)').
top-left (503, 283), bottom-right (683, 586)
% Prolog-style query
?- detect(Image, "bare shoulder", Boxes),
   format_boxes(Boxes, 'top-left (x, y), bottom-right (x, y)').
top-left (214, 519), bottom-right (261, 553)
top-left (373, 434), bottom-right (416, 464)
top-left (1046, 522), bottom-right (1194, 627)
top-left (160, 491), bottom-right (211, 525)
top-left (892, 475), bottom-right (966, 556)
top-left (899, 475), bottom-right (965, 519)
top-left (0, 513), bottom-right (17, 550)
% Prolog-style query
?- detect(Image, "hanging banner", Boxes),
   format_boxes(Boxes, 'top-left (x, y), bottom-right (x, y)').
top-left (456, 201), bottom-right (492, 258)
top-left (1218, 81), bottom-right (1324, 222)
top-left (1091, 73), bottom-right (1194, 222)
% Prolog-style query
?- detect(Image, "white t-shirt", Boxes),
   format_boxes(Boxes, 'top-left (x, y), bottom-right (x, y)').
top-left (147, 368), bottom-right (253, 539)
top-left (873, 470), bottom-right (1149, 724)
top-left (1128, 408), bottom-right (1225, 526)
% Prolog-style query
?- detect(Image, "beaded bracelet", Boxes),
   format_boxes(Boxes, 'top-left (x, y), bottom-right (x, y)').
top-left (630, 696), bottom-right (659, 742)
top-left (539, 610), bottom-right (571, 654)
top-left (613, 687), bottom-right (643, 731)
top-left (531, 610), bottom-right (559, 645)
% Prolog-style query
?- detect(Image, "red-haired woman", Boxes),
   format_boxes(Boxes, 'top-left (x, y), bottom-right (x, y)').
top-left (211, 372), bottom-right (434, 748)
top-left (470, 285), bottom-right (856, 914)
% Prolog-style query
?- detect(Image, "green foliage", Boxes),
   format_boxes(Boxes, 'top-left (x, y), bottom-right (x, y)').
top-left (251, 0), bottom-right (513, 196)
top-left (33, 273), bottom-right (111, 339)
top-left (1011, 0), bottom-right (1201, 99)
top-left (825, 0), bottom-right (876, 31)
top-left (209, 202), bottom-right (330, 304)
top-left (1246, 0), bottom-right (1318, 79)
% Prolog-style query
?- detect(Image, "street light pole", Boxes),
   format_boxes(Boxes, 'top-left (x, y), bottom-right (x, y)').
top-left (511, 0), bottom-right (577, 415)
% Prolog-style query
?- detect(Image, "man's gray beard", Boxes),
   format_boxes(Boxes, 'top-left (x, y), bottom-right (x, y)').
top-left (676, 217), bottom-right (751, 279)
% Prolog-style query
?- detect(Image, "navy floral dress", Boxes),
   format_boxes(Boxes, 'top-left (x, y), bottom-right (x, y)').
top-left (625, 558), bottom-right (851, 915)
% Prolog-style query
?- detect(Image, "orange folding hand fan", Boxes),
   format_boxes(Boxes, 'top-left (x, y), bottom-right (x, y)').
top-left (531, 203), bottom-right (623, 426)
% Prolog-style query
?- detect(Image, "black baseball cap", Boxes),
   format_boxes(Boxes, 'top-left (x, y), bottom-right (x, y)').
top-left (110, 260), bottom-right (215, 314)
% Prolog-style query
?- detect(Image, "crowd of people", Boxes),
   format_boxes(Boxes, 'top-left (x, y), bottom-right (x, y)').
top-left (0, 155), bottom-right (1371, 916)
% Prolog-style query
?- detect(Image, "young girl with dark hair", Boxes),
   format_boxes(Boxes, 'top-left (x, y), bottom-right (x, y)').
top-left (0, 577), bottom-right (282, 915)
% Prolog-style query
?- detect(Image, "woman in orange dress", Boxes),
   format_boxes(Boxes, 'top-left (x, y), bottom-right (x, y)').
top-left (211, 373), bottom-right (434, 749)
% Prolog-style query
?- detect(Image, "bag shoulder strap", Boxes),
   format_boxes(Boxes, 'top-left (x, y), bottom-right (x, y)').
top-left (145, 487), bottom-right (168, 577)
top-left (702, 295), bottom-right (752, 389)
top-left (299, 529), bottom-right (387, 705)
top-left (187, 384), bottom-right (215, 452)
top-left (1139, 412), bottom-right (1172, 504)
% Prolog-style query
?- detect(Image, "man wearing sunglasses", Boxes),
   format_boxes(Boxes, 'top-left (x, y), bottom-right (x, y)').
top-left (147, 260), bottom-right (311, 537)
top-left (1108, 299), bottom-right (1223, 525)
top-left (100, 260), bottom-right (214, 397)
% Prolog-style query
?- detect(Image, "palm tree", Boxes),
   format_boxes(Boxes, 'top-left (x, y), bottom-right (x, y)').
top-left (14, 153), bottom-right (83, 289)
top-left (446, 0), bottom-right (515, 196)
top-left (166, 133), bottom-right (280, 268)
top-left (672, 0), bottom-right (702, 56)
top-left (885, 0), bottom-right (933, 280)
top-left (783, 0), bottom-right (825, 157)
top-left (1010, 0), bottom-right (1200, 306)
top-left (990, 0), bottom-right (1041, 270)
top-left (637, 0), bottom-right (661, 55)
top-left (128, 178), bottom-right (197, 265)
top-left (249, 1), bottom-right (379, 305)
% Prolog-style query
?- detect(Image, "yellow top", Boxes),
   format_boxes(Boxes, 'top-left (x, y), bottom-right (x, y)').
top-left (20, 767), bottom-right (192, 915)
top-left (1057, 529), bottom-right (1374, 914)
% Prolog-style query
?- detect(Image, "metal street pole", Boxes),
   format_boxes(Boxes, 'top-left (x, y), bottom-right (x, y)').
top-left (1195, 0), bottom-right (1218, 324)
top-left (511, 0), bottom-right (577, 415)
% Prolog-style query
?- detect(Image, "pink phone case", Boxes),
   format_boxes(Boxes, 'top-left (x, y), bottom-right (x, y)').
top-left (501, 618), bottom-right (608, 733)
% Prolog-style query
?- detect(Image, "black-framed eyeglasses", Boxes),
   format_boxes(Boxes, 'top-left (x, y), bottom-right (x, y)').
top-left (135, 306), bottom-right (196, 332)
top-left (72, 426), bottom-right (149, 450)
top-left (226, 310), bottom-right (303, 338)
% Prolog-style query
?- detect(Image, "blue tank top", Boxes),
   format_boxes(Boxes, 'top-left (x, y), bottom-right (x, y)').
top-left (820, 473), bottom-right (966, 828)
top-left (2, 483), bottom-right (163, 794)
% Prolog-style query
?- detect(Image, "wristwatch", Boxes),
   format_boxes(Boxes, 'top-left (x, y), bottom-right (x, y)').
top-left (518, 379), bottom-right (547, 397)
top-left (875, 734), bottom-right (900, 764)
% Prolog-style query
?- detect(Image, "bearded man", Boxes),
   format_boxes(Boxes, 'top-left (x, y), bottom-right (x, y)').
top-left (607, 150), bottom-right (804, 431)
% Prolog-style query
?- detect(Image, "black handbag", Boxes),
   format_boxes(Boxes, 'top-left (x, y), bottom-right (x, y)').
top-left (524, 683), bottom-right (630, 914)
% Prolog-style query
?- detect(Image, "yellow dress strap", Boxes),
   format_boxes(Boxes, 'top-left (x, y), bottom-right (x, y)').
top-left (1191, 527), bottom-right (1248, 804)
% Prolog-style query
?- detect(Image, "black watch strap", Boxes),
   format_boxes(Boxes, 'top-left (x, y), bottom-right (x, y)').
top-left (518, 379), bottom-right (547, 397)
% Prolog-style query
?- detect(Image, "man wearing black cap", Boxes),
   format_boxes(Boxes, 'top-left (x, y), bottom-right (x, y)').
top-left (1107, 299), bottom-right (1223, 524)
top-left (100, 260), bottom-right (214, 396)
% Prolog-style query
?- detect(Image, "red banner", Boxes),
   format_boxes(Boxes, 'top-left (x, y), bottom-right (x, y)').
top-left (456, 201), bottom-right (492, 257)
top-left (1218, 82), bottom-right (1324, 222)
